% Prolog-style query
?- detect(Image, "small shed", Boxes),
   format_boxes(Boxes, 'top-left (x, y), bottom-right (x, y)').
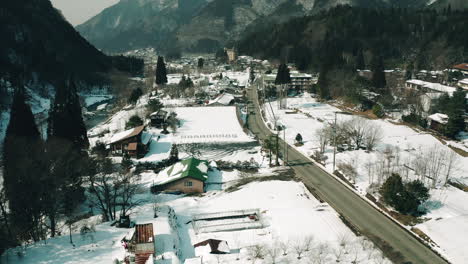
top-left (428, 113), bottom-right (448, 132)
top-left (150, 110), bottom-right (168, 128)
top-left (128, 223), bottom-right (155, 264)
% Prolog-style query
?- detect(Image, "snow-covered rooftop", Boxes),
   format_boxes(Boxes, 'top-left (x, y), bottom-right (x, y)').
top-left (428, 113), bottom-right (449, 124)
top-left (154, 158), bottom-right (209, 186)
top-left (407, 79), bottom-right (456, 94)
top-left (208, 93), bottom-right (235, 105)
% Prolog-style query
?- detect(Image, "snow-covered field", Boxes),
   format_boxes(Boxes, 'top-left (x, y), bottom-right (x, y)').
top-left (263, 93), bottom-right (468, 263)
top-left (172, 106), bottom-right (253, 144)
top-left (1, 165), bottom-right (390, 264)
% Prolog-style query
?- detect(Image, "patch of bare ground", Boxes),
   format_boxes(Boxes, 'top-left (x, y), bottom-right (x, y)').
top-left (225, 167), bottom-right (297, 193)
top-left (448, 180), bottom-right (468, 192)
top-left (411, 227), bottom-right (438, 246)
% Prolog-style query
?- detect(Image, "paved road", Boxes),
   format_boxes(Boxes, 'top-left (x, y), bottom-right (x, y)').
top-left (246, 84), bottom-right (448, 264)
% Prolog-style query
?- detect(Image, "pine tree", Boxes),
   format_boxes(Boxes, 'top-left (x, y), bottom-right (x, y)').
top-left (355, 48), bottom-right (365, 70)
top-left (405, 62), bottom-right (414, 80)
top-left (197, 58), bottom-right (204, 69)
top-left (317, 66), bottom-right (331, 100)
top-left (47, 77), bottom-right (89, 151)
top-left (274, 64), bottom-right (291, 85)
top-left (249, 67), bottom-right (255, 83)
top-left (275, 64), bottom-right (291, 108)
top-left (371, 54), bottom-right (386, 89)
top-left (155, 56), bottom-right (168, 85)
top-left (445, 89), bottom-right (467, 138)
top-left (380, 173), bottom-right (404, 206)
top-left (169, 144), bottom-right (179, 163)
top-left (45, 77), bottom-right (88, 236)
top-left (3, 88), bottom-right (45, 241)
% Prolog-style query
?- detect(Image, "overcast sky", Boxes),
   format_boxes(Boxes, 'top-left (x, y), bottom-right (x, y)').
top-left (51, 0), bottom-right (119, 26)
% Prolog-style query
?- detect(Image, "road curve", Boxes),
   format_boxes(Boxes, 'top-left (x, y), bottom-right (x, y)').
top-left (246, 84), bottom-right (448, 264)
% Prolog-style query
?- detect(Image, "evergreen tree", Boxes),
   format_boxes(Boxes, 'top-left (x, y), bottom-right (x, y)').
top-left (47, 77), bottom-right (89, 151)
top-left (445, 89), bottom-right (467, 138)
top-left (46, 77), bottom-right (88, 236)
top-left (317, 66), bottom-right (331, 100)
top-left (3, 88), bottom-right (45, 241)
top-left (125, 115), bottom-right (143, 129)
top-left (147, 98), bottom-right (164, 114)
top-left (128, 87), bottom-right (143, 104)
top-left (155, 56), bottom-right (168, 85)
top-left (179, 75), bottom-right (194, 89)
top-left (380, 173), bottom-right (404, 206)
top-left (405, 180), bottom-right (429, 205)
top-left (355, 48), bottom-right (365, 70)
top-left (197, 58), bottom-right (204, 69)
top-left (274, 64), bottom-right (291, 85)
top-left (121, 153), bottom-right (133, 172)
top-left (249, 67), bottom-right (255, 83)
top-left (295, 133), bottom-right (303, 144)
top-left (371, 54), bottom-right (386, 89)
top-left (405, 62), bottom-right (414, 80)
top-left (169, 144), bottom-right (179, 163)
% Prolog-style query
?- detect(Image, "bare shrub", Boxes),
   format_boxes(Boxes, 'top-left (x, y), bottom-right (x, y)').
top-left (279, 240), bottom-right (289, 256)
top-left (364, 123), bottom-right (383, 151)
top-left (337, 162), bottom-right (358, 182)
top-left (248, 244), bottom-right (266, 260)
top-left (266, 243), bottom-right (281, 263)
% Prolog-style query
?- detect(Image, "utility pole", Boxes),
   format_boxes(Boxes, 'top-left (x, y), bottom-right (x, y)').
top-left (275, 130), bottom-right (280, 166)
top-left (283, 126), bottom-right (287, 165)
top-left (333, 112), bottom-right (337, 173)
top-left (333, 111), bottom-right (352, 172)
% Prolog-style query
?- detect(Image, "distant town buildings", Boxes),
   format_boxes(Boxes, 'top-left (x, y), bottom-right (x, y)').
top-left (264, 70), bottom-right (317, 92)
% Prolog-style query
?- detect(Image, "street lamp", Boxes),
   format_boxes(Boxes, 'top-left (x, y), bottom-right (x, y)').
top-left (333, 111), bottom-right (353, 173)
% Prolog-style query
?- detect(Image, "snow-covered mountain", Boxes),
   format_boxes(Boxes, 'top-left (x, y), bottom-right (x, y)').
top-left (77, 0), bottom-right (448, 54)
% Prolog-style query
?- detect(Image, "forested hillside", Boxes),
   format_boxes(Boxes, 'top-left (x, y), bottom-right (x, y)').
top-left (0, 0), bottom-right (143, 98)
top-left (238, 6), bottom-right (468, 71)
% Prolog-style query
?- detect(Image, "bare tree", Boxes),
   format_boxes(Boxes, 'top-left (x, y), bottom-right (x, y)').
top-left (332, 245), bottom-right (344, 262)
top-left (88, 160), bottom-right (141, 221)
top-left (248, 244), bottom-right (266, 261)
top-left (316, 127), bottom-right (330, 154)
top-left (337, 233), bottom-right (350, 253)
top-left (413, 144), bottom-right (460, 188)
top-left (342, 117), bottom-right (368, 150)
top-left (303, 235), bottom-right (314, 252)
top-left (293, 240), bottom-right (305, 259)
top-left (266, 243), bottom-right (281, 263)
top-left (310, 243), bottom-right (329, 264)
top-left (444, 150), bottom-right (459, 185)
top-left (363, 123), bottom-right (383, 151)
top-left (116, 172), bottom-right (143, 217)
top-left (279, 240), bottom-right (290, 256)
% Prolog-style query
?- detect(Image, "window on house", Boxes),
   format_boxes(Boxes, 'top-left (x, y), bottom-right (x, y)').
top-left (184, 181), bottom-right (193, 187)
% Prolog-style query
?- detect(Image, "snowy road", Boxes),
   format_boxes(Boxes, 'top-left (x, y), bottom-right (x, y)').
top-left (246, 83), bottom-right (448, 264)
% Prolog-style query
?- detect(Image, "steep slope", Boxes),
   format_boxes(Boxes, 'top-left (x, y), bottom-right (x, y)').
top-left (77, 0), bottom-right (443, 53)
top-left (430, 0), bottom-right (468, 10)
top-left (0, 0), bottom-right (113, 88)
top-left (76, 0), bottom-right (209, 52)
